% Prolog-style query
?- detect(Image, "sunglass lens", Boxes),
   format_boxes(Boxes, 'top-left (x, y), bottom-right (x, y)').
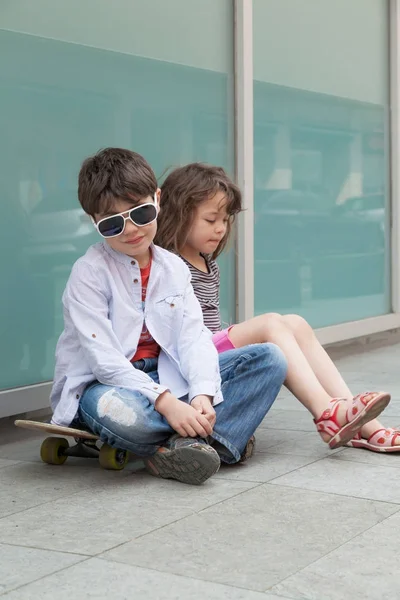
top-left (98, 216), bottom-right (124, 237)
top-left (130, 204), bottom-right (157, 226)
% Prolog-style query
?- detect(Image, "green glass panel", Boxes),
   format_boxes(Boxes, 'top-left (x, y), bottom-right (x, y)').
top-left (253, 0), bottom-right (390, 327)
top-left (0, 0), bottom-right (234, 390)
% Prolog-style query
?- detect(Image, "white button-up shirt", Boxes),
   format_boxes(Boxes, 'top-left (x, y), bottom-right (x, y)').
top-left (50, 242), bottom-right (223, 426)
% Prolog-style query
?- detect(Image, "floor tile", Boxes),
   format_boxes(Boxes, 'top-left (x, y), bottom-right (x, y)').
top-left (101, 483), bottom-right (397, 591)
top-left (1, 557), bottom-right (269, 600)
top-left (273, 393), bottom-right (307, 412)
top-left (369, 400), bottom-right (400, 417)
top-left (332, 446), bottom-right (400, 468)
top-left (215, 452), bottom-right (317, 483)
top-left (264, 596), bottom-right (296, 600)
top-left (0, 461), bottom-right (130, 518)
top-left (0, 474), bottom-right (256, 554)
top-left (265, 432), bottom-right (344, 458)
top-left (270, 456), bottom-right (400, 503)
top-left (259, 410), bottom-right (315, 432)
top-left (0, 438), bottom-right (49, 463)
top-left (0, 543), bottom-right (84, 595)
top-left (271, 509), bottom-right (400, 600)
top-left (252, 428), bottom-right (308, 452)
top-left (0, 419), bottom-right (42, 446)
top-left (0, 459), bottom-right (20, 469)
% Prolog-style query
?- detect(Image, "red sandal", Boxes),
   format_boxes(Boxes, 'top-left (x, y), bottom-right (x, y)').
top-left (347, 427), bottom-right (400, 453)
top-left (315, 392), bottom-right (391, 450)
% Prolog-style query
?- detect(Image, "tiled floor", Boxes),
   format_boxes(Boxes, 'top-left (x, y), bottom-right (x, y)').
top-left (1, 341), bottom-right (400, 599)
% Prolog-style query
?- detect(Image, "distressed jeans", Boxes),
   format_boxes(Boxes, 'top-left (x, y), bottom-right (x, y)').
top-left (78, 343), bottom-right (287, 464)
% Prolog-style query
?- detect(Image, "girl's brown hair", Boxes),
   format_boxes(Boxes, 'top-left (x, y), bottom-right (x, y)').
top-left (155, 163), bottom-right (242, 259)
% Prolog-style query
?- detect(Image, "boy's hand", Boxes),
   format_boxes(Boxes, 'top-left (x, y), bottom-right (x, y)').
top-left (191, 395), bottom-right (216, 429)
top-left (155, 391), bottom-right (213, 438)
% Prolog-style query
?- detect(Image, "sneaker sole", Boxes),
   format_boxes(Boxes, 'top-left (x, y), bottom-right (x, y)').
top-left (144, 445), bottom-right (221, 485)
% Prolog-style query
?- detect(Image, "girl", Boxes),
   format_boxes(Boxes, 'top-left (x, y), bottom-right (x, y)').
top-left (156, 162), bottom-right (399, 453)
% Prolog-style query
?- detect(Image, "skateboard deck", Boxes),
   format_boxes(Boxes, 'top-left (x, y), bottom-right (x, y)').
top-left (14, 419), bottom-right (128, 470)
top-left (15, 419), bottom-right (99, 440)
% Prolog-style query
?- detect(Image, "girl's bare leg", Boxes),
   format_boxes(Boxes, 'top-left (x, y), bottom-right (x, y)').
top-left (281, 314), bottom-right (394, 441)
top-left (229, 315), bottom-right (350, 442)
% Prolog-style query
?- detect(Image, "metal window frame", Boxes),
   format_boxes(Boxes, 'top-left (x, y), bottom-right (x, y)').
top-left (234, 0), bottom-right (254, 322)
top-left (390, 0), bottom-right (400, 317)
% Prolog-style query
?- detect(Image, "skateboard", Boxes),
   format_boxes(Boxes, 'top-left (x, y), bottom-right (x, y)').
top-left (14, 420), bottom-right (129, 470)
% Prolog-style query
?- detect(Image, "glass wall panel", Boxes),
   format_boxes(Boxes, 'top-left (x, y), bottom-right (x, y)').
top-left (0, 0), bottom-right (234, 389)
top-left (253, 0), bottom-right (390, 327)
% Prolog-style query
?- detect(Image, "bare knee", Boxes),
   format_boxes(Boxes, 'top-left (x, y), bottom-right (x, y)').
top-left (282, 314), bottom-right (314, 341)
top-left (259, 313), bottom-right (285, 338)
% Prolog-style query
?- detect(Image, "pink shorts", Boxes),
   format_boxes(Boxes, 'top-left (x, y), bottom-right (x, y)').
top-left (212, 326), bottom-right (236, 353)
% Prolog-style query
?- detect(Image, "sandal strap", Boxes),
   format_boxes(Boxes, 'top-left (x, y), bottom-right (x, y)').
top-left (314, 399), bottom-right (345, 436)
top-left (315, 393), bottom-right (384, 438)
top-left (368, 428), bottom-right (400, 447)
top-left (353, 392), bottom-right (380, 406)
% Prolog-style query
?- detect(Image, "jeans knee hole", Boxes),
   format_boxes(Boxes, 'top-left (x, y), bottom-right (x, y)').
top-left (97, 389), bottom-right (138, 426)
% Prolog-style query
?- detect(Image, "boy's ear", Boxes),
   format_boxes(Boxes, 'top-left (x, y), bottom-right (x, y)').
top-left (156, 188), bottom-right (161, 212)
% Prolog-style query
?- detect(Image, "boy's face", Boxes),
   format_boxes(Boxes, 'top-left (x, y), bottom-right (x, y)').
top-left (186, 190), bottom-right (229, 255)
top-left (94, 193), bottom-right (159, 266)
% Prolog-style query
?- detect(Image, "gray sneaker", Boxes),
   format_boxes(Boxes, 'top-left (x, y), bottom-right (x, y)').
top-left (143, 434), bottom-right (220, 485)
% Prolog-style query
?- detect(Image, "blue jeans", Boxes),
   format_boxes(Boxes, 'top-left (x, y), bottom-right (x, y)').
top-left (78, 343), bottom-right (287, 464)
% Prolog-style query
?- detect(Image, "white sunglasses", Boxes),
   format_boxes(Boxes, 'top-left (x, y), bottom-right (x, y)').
top-left (92, 193), bottom-right (158, 238)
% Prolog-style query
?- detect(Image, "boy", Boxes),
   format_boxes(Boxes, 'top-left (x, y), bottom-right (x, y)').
top-left (50, 148), bottom-right (287, 485)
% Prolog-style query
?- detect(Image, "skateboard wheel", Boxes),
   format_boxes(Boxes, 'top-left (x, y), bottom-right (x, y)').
top-left (40, 437), bottom-right (69, 465)
top-left (99, 444), bottom-right (128, 470)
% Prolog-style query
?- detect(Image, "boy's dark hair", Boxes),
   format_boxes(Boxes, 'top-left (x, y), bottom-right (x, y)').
top-left (78, 147), bottom-right (158, 216)
top-left (155, 163), bottom-right (242, 259)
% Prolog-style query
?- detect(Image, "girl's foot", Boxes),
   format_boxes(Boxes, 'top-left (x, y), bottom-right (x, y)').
top-left (314, 392), bottom-right (391, 449)
top-left (347, 427), bottom-right (400, 453)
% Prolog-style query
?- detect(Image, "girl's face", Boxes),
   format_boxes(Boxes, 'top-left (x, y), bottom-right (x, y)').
top-left (185, 190), bottom-right (230, 255)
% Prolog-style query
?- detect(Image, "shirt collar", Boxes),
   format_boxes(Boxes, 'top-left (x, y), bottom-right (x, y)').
top-left (102, 241), bottom-right (162, 267)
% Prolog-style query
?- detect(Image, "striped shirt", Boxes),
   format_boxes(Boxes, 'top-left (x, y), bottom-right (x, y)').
top-left (181, 255), bottom-right (221, 334)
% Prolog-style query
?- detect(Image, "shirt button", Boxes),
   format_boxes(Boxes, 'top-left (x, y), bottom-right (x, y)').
top-left (170, 303), bottom-right (175, 308)
top-left (133, 279), bottom-right (139, 284)
top-left (76, 394), bottom-right (80, 399)
top-left (153, 386), bottom-right (158, 390)
top-left (92, 333), bottom-right (96, 338)
top-left (131, 260), bottom-right (135, 266)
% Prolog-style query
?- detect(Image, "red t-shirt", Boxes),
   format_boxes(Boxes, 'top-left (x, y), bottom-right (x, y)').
top-left (131, 259), bottom-right (160, 362)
